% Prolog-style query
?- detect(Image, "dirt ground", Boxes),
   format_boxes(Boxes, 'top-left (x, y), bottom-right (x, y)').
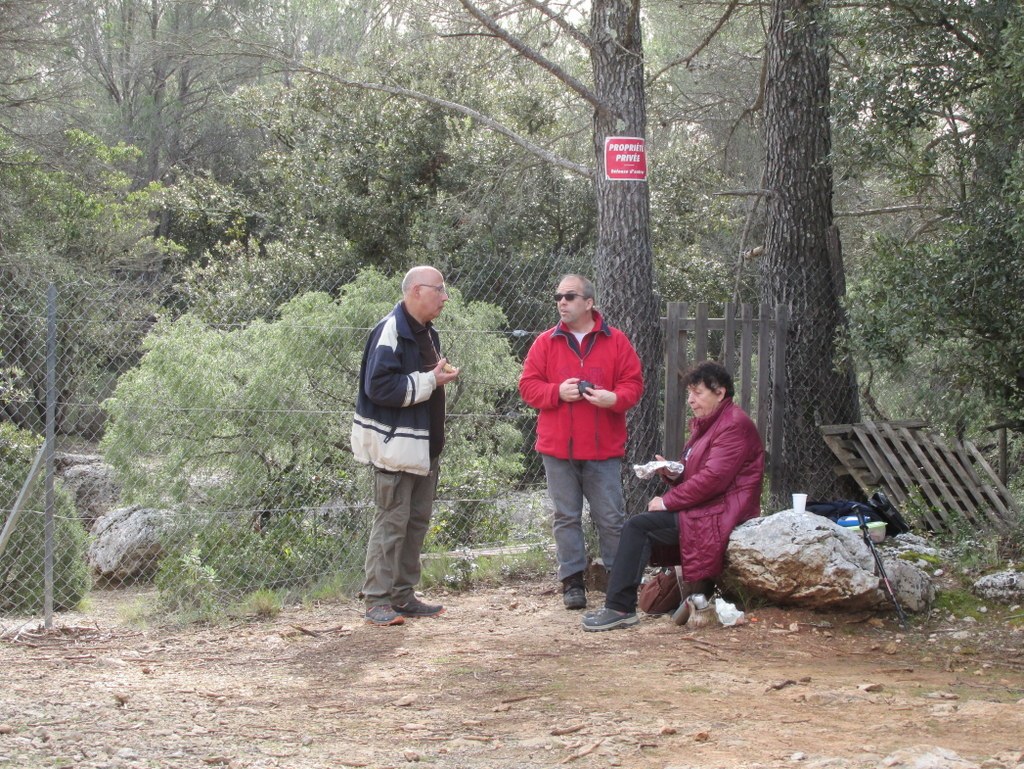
top-left (1, 580), bottom-right (1023, 769)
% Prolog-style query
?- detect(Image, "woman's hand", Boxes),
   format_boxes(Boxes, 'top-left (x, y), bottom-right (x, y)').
top-left (648, 496), bottom-right (667, 511)
top-left (653, 454), bottom-right (682, 481)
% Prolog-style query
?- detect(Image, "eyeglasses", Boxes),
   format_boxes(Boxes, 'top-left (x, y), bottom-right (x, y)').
top-left (418, 283), bottom-right (449, 296)
top-left (554, 292), bottom-right (585, 302)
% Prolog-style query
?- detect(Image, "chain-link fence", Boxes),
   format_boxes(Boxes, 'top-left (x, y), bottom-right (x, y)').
top-left (5, 250), bottom-right (662, 621)
top-left (9, 244), bottom-right (1008, 624)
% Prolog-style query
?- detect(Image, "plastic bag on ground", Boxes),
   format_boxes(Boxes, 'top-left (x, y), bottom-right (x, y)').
top-left (714, 597), bottom-right (746, 626)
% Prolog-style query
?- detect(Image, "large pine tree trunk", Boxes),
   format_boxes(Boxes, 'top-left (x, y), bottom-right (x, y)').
top-left (589, 0), bottom-right (663, 511)
top-left (761, 0), bottom-right (860, 504)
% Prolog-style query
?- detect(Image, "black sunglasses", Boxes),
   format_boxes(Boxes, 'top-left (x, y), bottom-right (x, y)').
top-left (554, 292), bottom-right (585, 302)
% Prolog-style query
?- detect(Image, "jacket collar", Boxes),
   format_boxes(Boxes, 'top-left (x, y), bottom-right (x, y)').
top-left (689, 396), bottom-right (734, 440)
top-left (552, 308), bottom-right (610, 339)
top-left (396, 301), bottom-right (433, 339)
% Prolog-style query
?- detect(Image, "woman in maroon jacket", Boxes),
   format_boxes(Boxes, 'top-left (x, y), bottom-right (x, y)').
top-left (582, 360), bottom-right (764, 631)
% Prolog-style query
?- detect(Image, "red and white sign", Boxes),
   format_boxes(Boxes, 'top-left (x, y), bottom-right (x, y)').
top-left (604, 136), bottom-right (647, 181)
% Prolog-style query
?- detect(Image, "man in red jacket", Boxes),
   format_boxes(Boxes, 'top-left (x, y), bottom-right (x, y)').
top-left (519, 275), bottom-right (644, 610)
top-left (582, 360), bottom-right (764, 631)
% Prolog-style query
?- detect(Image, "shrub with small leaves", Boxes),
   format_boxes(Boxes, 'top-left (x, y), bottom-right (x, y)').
top-left (0, 423), bottom-right (91, 615)
top-left (154, 541), bottom-right (220, 620)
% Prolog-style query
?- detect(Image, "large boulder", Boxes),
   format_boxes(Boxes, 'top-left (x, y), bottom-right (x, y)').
top-left (881, 554), bottom-right (936, 613)
top-left (88, 505), bottom-right (167, 583)
top-left (721, 510), bottom-right (934, 613)
top-left (54, 451), bottom-right (104, 472)
top-left (57, 456), bottom-right (121, 529)
top-left (973, 570), bottom-right (1024, 605)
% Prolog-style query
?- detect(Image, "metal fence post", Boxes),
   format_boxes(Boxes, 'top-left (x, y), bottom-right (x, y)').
top-left (44, 283), bottom-right (57, 628)
top-left (0, 446), bottom-right (46, 559)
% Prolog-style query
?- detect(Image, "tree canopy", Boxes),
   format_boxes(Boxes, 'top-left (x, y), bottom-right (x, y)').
top-left (2, 0), bottom-right (1021, 511)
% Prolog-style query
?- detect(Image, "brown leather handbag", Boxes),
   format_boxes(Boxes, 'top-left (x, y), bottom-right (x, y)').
top-left (637, 568), bottom-right (681, 615)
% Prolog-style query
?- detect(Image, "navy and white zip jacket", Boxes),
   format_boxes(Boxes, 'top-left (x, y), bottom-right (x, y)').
top-left (350, 302), bottom-right (442, 476)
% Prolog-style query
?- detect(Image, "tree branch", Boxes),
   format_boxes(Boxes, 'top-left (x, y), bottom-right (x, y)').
top-left (458, 0), bottom-right (607, 114)
top-left (889, 0), bottom-right (985, 55)
top-left (833, 203), bottom-right (939, 218)
top-left (713, 188), bottom-right (771, 198)
top-left (520, 0), bottom-right (592, 49)
top-left (732, 168), bottom-right (766, 304)
top-left (279, 57), bottom-right (593, 180)
top-left (648, 0), bottom-right (741, 85)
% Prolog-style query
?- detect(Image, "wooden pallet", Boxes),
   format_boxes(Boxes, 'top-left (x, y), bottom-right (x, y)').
top-left (820, 419), bottom-right (1019, 532)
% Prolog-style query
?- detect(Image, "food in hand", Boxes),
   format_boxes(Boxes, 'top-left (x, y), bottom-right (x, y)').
top-left (442, 363), bottom-right (455, 373)
top-left (632, 460), bottom-right (685, 479)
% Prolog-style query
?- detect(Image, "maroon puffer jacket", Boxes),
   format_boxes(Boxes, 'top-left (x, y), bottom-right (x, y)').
top-left (661, 398), bottom-right (765, 581)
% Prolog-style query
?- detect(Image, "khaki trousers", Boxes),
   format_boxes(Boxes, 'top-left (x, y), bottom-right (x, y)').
top-left (362, 458), bottom-right (439, 607)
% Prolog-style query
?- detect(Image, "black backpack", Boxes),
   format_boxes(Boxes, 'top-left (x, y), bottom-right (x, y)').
top-left (806, 491), bottom-right (911, 537)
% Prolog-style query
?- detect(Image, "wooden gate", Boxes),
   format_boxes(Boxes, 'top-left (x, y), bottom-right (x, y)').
top-left (662, 302), bottom-right (789, 490)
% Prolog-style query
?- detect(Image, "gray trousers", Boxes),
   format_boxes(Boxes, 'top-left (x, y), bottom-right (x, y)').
top-left (362, 458), bottom-right (439, 608)
top-left (541, 455), bottom-right (625, 581)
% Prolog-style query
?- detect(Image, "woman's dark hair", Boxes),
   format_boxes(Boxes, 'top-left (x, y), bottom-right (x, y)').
top-left (683, 361), bottom-right (734, 398)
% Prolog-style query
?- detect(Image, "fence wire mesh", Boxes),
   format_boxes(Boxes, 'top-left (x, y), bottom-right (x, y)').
top-left (3, 244), bottom-right (957, 621)
top-left (1, 250), bottom-right (637, 619)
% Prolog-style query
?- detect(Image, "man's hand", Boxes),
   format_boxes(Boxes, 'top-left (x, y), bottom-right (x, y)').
top-left (433, 358), bottom-right (459, 385)
top-left (580, 386), bottom-right (617, 409)
top-left (560, 378), bottom-right (585, 402)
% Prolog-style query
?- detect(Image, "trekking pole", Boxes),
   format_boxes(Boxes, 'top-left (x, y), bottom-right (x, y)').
top-left (854, 504), bottom-right (909, 629)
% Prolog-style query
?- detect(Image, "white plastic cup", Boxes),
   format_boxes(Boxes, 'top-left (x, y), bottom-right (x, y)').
top-left (792, 493), bottom-right (808, 515)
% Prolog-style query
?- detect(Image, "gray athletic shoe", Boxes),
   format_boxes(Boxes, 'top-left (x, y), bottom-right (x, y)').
top-left (581, 607), bottom-right (639, 632)
top-left (392, 596), bottom-right (445, 618)
top-left (365, 604), bottom-right (405, 626)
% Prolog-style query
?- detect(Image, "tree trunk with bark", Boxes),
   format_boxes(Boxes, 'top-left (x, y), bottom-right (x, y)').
top-left (761, 0), bottom-right (860, 504)
top-left (590, 0), bottom-right (663, 510)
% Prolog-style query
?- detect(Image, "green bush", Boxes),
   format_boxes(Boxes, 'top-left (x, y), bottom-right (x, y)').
top-left (154, 540), bottom-right (220, 621)
top-left (100, 268), bottom-right (524, 606)
top-left (102, 267), bottom-right (522, 516)
top-left (0, 423), bottom-right (91, 614)
top-left (154, 507), bottom-right (368, 606)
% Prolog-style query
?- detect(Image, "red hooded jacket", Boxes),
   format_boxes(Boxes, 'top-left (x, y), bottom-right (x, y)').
top-left (519, 310), bottom-right (643, 460)
top-left (662, 398), bottom-right (764, 581)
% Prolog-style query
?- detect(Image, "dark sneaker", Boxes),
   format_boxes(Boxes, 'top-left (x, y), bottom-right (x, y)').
top-left (392, 597), bottom-right (445, 618)
top-left (563, 586), bottom-right (587, 610)
top-left (581, 607), bottom-right (639, 632)
top-left (366, 604), bottom-right (405, 626)
top-left (561, 571), bottom-right (586, 610)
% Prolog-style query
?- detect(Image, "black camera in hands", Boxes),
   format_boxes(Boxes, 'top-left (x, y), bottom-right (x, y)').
top-left (577, 380), bottom-right (594, 396)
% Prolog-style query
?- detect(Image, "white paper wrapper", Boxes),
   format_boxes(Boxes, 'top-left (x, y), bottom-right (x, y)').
top-left (714, 597), bottom-right (747, 626)
top-left (632, 460), bottom-right (685, 479)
